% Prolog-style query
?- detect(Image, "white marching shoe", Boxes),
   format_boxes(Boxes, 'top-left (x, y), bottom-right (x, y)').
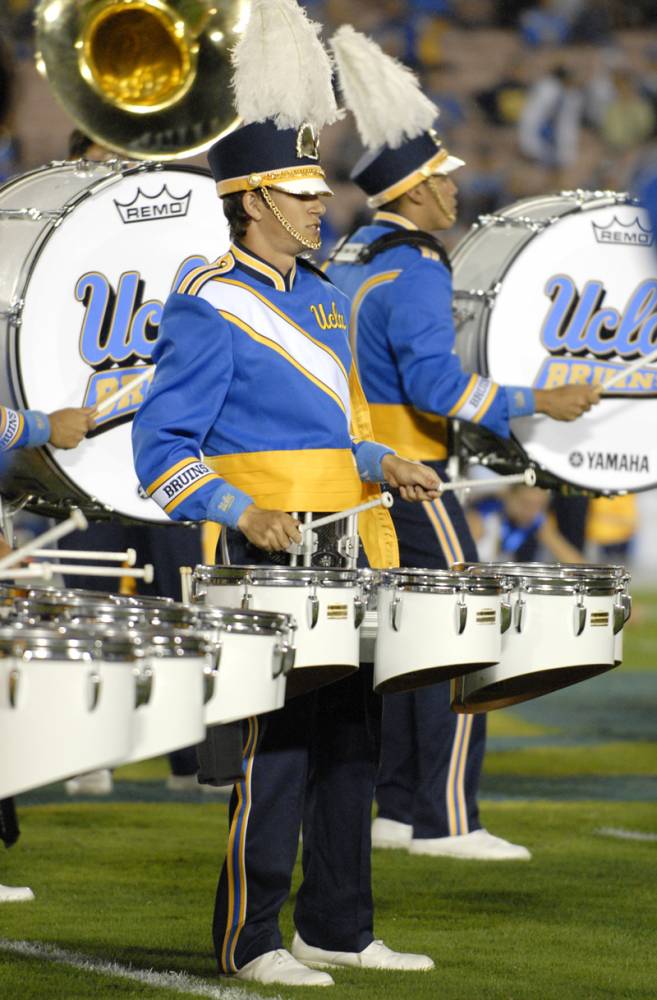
top-left (65, 769), bottom-right (113, 796)
top-left (409, 828), bottom-right (531, 861)
top-left (233, 949), bottom-right (334, 987)
top-left (371, 816), bottom-right (413, 849)
top-left (291, 932), bottom-right (435, 971)
top-left (0, 883), bottom-right (35, 903)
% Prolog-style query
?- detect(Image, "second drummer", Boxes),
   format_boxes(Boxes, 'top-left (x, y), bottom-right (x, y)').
top-left (326, 27), bottom-right (600, 863)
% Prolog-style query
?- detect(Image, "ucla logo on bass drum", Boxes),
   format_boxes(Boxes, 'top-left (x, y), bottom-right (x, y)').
top-left (77, 254), bottom-right (208, 434)
top-left (535, 274), bottom-right (657, 393)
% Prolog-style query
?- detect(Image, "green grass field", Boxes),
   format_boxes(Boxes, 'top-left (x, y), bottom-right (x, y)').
top-left (1, 592), bottom-right (656, 1000)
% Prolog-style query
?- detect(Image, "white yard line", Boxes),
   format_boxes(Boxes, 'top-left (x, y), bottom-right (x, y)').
top-left (595, 827), bottom-right (657, 843)
top-left (0, 939), bottom-right (278, 1000)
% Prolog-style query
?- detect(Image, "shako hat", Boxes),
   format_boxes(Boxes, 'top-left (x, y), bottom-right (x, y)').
top-left (330, 26), bottom-right (464, 208)
top-left (208, 0), bottom-right (339, 198)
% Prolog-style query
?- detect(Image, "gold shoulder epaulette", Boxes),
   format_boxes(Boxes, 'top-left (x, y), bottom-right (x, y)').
top-left (179, 253), bottom-right (235, 296)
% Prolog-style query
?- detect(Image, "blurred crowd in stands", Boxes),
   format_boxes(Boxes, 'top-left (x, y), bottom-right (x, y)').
top-left (0, 0), bottom-right (652, 567)
top-left (1, 0), bottom-right (657, 246)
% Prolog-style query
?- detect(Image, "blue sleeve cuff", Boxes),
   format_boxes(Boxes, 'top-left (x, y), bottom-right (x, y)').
top-left (505, 387), bottom-right (535, 419)
top-left (206, 481), bottom-right (254, 530)
top-left (23, 410), bottom-right (51, 447)
top-left (353, 440), bottom-right (396, 483)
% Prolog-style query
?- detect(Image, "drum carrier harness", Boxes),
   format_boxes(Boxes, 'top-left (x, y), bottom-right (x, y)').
top-left (328, 228), bottom-right (452, 272)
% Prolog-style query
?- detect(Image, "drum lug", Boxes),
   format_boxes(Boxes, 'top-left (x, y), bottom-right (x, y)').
top-left (203, 662), bottom-right (217, 705)
top-left (514, 597), bottom-right (526, 633)
top-left (500, 598), bottom-right (512, 634)
top-left (353, 594), bottom-right (366, 629)
top-left (573, 595), bottom-right (587, 637)
top-left (612, 601), bottom-right (625, 635)
top-left (86, 671), bottom-right (101, 712)
top-left (134, 665), bottom-right (153, 708)
top-left (271, 644), bottom-right (287, 679)
top-left (8, 668), bottom-right (19, 708)
top-left (455, 595), bottom-right (468, 635)
top-left (621, 592), bottom-right (632, 624)
top-left (307, 591), bottom-right (319, 630)
top-left (282, 643), bottom-right (296, 675)
top-left (390, 592), bottom-right (403, 632)
top-left (0, 299), bottom-right (23, 326)
top-left (241, 586), bottom-right (252, 610)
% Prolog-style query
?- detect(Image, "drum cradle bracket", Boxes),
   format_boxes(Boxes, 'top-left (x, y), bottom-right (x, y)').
top-left (287, 533), bottom-right (319, 557)
top-left (337, 534), bottom-right (359, 561)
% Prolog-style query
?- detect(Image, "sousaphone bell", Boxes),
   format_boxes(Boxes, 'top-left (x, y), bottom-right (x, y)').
top-left (34, 0), bottom-right (251, 159)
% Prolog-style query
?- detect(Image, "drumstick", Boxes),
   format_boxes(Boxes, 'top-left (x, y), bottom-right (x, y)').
top-left (0, 564), bottom-right (54, 581)
top-left (30, 547), bottom-right (137, 565)
top-left (0, 509), bottom-right (88, 571)
top-left (300, 491), bottom-right (394, 533)
top-left (600, 346), bottom-right (657, 391)
top-left (438, 468), bottom-right (537, 494)
top-left (180, 566), bottom-right (193, 604)
top-left (94, 368), bottom-right (153, 416)
top-left (49, 563), bottom-right (155, 584)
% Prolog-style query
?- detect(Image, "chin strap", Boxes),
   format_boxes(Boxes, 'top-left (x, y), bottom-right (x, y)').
top-left (426, 176), bottom-right (456, 224)
top-left (260, 186), bottom-right (322, 251)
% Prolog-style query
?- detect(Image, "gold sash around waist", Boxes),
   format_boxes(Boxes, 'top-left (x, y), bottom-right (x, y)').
top-left (205, 447), bottom-right (399, 568)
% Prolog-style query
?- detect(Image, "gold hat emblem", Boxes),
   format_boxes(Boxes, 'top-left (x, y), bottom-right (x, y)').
top-left (296, 122), bottom-right (320, 160)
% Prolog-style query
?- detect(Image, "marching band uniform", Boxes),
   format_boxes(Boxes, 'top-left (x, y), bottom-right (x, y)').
top-left (0, 404), bottom-right (50, 453)
top-left (133, 0), bottom-right (434, 984)
top-left (326, 29), bottom-right (532, 861)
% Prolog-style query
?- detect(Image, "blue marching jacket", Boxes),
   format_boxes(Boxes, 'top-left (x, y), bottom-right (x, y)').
top-left (0, 405), bottom-right (50, 452)
top-left (132, 242), bottom-right (394, 529)
top-left (325, 210), bottom-right (535, 460)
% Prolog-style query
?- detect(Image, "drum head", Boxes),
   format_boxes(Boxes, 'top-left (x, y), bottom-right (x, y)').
top-left (455, 196), bottom-right (657, 493)
top-left (13, 163), bottom-right (228, 521)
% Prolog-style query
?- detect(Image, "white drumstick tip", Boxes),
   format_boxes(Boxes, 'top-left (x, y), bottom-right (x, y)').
top-left (125, 547), bottom-right (137, 567)
top-left (72, 509), bottom-right (88, 530)
top-left (143, 564), bottom-right (155, 585)
top-left (523, 468), bottom-right (537, 487)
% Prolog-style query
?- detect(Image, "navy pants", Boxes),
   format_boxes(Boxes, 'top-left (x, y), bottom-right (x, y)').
top-left (213, 528), bottom-right (379, 973)
top-left (376, 461), bottom-right (486, 839)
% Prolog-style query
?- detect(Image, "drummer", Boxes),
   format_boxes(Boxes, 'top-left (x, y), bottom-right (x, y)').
top-left (132, 0), bottom-right (438, 987)
top-left (325, 28), bottom-right (600, 862)
top-left (0, 400), bottom-right (93, 903)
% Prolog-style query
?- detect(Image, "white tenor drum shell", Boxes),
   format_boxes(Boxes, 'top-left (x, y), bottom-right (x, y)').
top-left (124, 632), bottom-right (208, 764)
top-left (193, 566), bottom-right (363, 697)
top-left (452, 563), bottom-right (621, 713)
top-left (195, 607), bottom-right (294, 724)
top-left (0, 628), bottom-right (136, 798)
top-left (374, 568), bottom-right (507, 694)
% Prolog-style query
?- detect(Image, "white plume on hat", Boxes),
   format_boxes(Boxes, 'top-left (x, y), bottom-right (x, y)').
top-left (330, 25), bottom-right (439, 150)
top-left (232, 0), bottom-right (341, 132)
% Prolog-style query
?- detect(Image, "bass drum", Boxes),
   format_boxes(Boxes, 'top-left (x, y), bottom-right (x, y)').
top-left (452, 191), bottom-right (657, 494)
top-left (0, 160), bottom-right (229, 521)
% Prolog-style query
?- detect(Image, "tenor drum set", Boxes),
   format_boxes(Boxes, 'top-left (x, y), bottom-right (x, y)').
top-left (0, 0), bottom-right (646, 800)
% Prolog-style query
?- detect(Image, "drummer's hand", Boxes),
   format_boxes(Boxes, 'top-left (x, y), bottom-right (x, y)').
top-left (534, 385), bottom-right (601, 422)
top-left (237, 505), bottom-right (302, 551)
top-left (48, 407), bottom-right (96, 448)
top-left (381, 454), bottom-right (441, 502)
